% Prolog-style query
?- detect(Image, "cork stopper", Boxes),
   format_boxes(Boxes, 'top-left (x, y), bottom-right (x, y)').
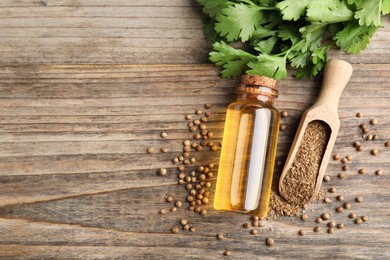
top-left (241, 74), bottom-right (277, 89)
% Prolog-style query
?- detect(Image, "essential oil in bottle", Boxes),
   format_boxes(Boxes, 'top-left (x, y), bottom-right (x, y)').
top-left (214, 75), bottom-right (280, 218)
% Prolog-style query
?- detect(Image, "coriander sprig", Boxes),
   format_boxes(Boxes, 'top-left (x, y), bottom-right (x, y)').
top-left (196, 0), bottom-right (389, 80)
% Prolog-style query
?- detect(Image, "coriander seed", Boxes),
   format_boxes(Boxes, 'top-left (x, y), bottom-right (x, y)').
top-left (342, 165), bottom-right (349, 171)
top-left (170, 207), bottom-right (177, 213)
top-left (349, 213), bottom-right (357, 219)
top-left (252, 221), bottom-right (259, 227)
top-left (353, 141), bottom-right (361, 147)
top-left (159, 209), bottom-right (166, 215)
top-left (336, 207), bottom-right (343, 213)
top-left (328, 221), bottom-right (336, 228)
top-left (298, 230), bottom-right (305, 236)
top-left (281, 111), bottom-right (288, 117)
top-left (321, 213), bottom-right (330, 220)
top-left (356, 112), bottom-right (362, 118)
top-left (357, 146), bottom-right (363, 152)
top-left (358, 168), bottom-right (366, 174)
top-left (210, 144), bottom-right (218, 151)
top-left (337, 224), bottom-right (344, 229)
top-left (190, 227), bottom-right (196, 232)
top-left (371, 149), bottom-right (378, 155)
top-left (301, 214), bottom-right (309, 221)
top-left (370, 118), bottom-right (378, 125)
top-left (338, 173), bottom-right (346, 179)
top-left (337, 195), bottom-right (344, 201)
top-left (171, 227), bottom-right (179, 234)
top-left (360, 123), bottom-right (367, 129)
top-left (373, 134), bottom-right (379, 140)
top-left (217, 234), bottom-right (224, 240)
top-left (333, 154), bottom-right (340, 160)
top-left (183, 224), bottom-right (190, 231)
top-left (324, 198), bottom-right (332, 204)
top-left (200, 209), bottom-right (207, 215)
top-left (180, 219), bottom-right (188, 225)
top-left (175, 201), bottom-right (182, 207)
top-left (328, 187), bottom-right (336, 193)
top-left (196, 109), bottom-right (202, 115)
top-left (159, 168), bottom-right (167, 176)
top-left (324, 175), bottom-right (331, 182)
top-left (166, 196), bottom-right (173, 203)
top-left (328, 228), bottom-right (334, 234)
top-left (355, 218), bottom-right (363, 225)
top-left (314, 227), bottom-right (320, 232)
top-left (346, 155), bottom-right (353, 161)
top-left (375, 170), bottom-right (382, 176)
top-left (185, 114), bottom-right (192, 120)
top-left (362, 215), bottom-right (368, 222)
top-left (356, 196), bottom-right (363, 203)
top-left (280, 124), bottom-right (287, 131)
top-left (316, 217), bottom-right (323, 223)
top-left (266, 238), bottom-right (275, 246)
top-left (205, 103), bottom-right (212, 109)
top-left (205, 112), bottom-right (211, 117)
top-left (341, 158), bottom-right (348, 164)
top-left (243, 223), bottom-right (250, 229)
top-left (202, 197), bottom-right (209, 204)
top-left (344, 202), bottom-right (351, 209)
top-left (147, 147), bottom-right (154, 153)
top-left (385, 141), bottom-right (390, 147)
top-left (161, 132), bottom-right (168, 138)
top-left (161, 147), bottom-right (168, 153)
top-left (251, 229), bottom-right (258, 235)
top-left (223, 251), bottom-right (231, 256)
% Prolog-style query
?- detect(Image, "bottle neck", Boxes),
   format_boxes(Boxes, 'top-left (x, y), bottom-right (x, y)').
top-left (236, 83), bottom-right (278, 103)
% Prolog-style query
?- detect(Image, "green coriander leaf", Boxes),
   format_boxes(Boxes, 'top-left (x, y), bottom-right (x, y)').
top-left (276, 0), bottom-right (310, 21)
top-left (247, 54), bottom-right (287, 80)
top-left (307, 0), bottom-right (353, 23)
top-left (382, 0), bottom-right (390, 14)
top-left (347, 0), bottom-right (363, 5)
top-left (196, 0), bottom-right (228, 19)
top-left (334, 22), bottom-right (377, 53)
top-left (254, 36), bottom-right (278, 54)
top-left (354, 0), bottom-right (382, 26)
top-left (202, 17), bottom-right (222, 42)
top-left (295, 67), bottom-right (311, 78)
top-left (299, 24), bottom-right (326, 52)
top-left (278, 24), bottom-right (300, 44)
top-left (251, 26), bottom-right (277, 39)
top-left (289, 51), bottom-right (310, 68)
top-left (215, 2), bottom-right (262, 42)
top-left (311, 46), bottom-right (328, 76)
top-left (210, 41), bottom-right (256, 78)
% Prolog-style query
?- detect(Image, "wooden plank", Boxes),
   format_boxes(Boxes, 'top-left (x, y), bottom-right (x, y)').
top-left (0, 64), bottom-right (389, 259)
top-left (0, 1), bottom-right (389, 64)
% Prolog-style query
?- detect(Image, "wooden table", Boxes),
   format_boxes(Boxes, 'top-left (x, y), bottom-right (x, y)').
top-left (0, 1), bottom-right (389, 259)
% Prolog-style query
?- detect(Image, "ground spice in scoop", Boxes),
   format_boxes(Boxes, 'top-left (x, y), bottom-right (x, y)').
top-left (279, 121), bottom-right (331, 206)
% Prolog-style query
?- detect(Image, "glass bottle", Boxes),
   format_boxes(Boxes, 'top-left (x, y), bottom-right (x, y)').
top-left (214, 74), bottom-right (280, 218)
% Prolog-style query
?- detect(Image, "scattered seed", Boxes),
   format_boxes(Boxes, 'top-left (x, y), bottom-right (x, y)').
top-left (171, 227), bottom-right (179, 234)
top-left (314, 227), bottom-right (320, 233)
top-left (211, 145), bottom-right (218, 151)
top-left (360, 123), bottom-right (367, 129)
top-left (366, 135), bottom-right (373, 141)
top-left (324, 175), bottom-right (331, 182)
top-left (159, 209), bottom-right (166, 215)
top-left (180, 219), bottom-right (188, 225)
top-left (362, 216), bottom-right (368, 222)
top-left (363, 128), bottom-right (369, 134)
top-left (373, 134), bottom-right (379, 140)
top-left (190, 227), bottom-right (196, 232)
top-left (337, 224), bottom-right (344, 229)
top-left (321, 213), bottom-right (330, 220)
top-left (356, 146), bottom-right (363, 152)
top-left (170, 207), bottom-right (177, 213)
top-left (251, 229), bottom-right (258, 235)
top-left (223, 251), bottom-right (231, 256)
top-left (316, 217), bottom-right (323, 223)
top-left (328, 187), bottom-right (336, 193)
top-left (166, 196), bottom-right (173, 203)
top-left (195, 109), bottom-right (202, 115)
top-left (301, 214), bottom-right (309, 221)
top-left (385, 141), bottom-right (390, 147)
top-left (349, 213), bottom-right (357, 219)
top-left (281, 111), bottom-right (288, 118)
top-left (344, 202), bottom-right (351, 209)
top-left (298, 230), bottom-right (305, 236)
top-left (333, 154), bottom-right (340, 160)
top-left (337, 195), bottom-right (344, 201)
top-left (356, 196), bottom-right (363, 203)
top-left (159, 168), bottom-right (167, 176)
top-left (375, 170), bottom-right (383, 176)
top-left (185, 114), bottom-right (192, 120)
top-left (161, 147), bottom-right (168, 153)
top-left (161, 132), bottom-right (168, 138)
top-left (342, 165), bottom-right (349, 171)
top-left (338, 173), bottom-right (346, 179)
top-left (205, 103), bottom-right (212, 109)
top-left (324, 198), bottom-right (332, 204)
top-left (358, 168), bottom-right (366, 174)
top-left (341, 158), bottom-right (348, 164)
top-left (205, 112), bottom-right (211, 117)
top-left (266, 238), bottom-right (275, 246)
top-left (175, 201), bottom-right (183, 207)
top-left (371, 149), bottom-right (378, 156)
top-left (147, 147), bottom-right (154, 153)
top-left (280, 124), bottom-right (287, 131)
top-left (336, 207), bottom-right (343, 213)
top-left (353, 141), bottom-right (361, 147)
top-left (346, 155), bottom-right (353, 161)
top-left (355, 218), bottom-right (363, 225)
top-left (370, 118), bottom-right (378, 125)
top-left (303, 204), bottom-right (308, 210)
top-left (172, 157), bottom-right (179, 163)
top-left (252, 221), bottom-right (259, 227)
top-left (200, 209), bottom-right (207, 215)
top-left (217, 234), bottom-right (224, 240)
top-left (356, 112), bottom-right (362, 118)
top-left (328, 221), bottom-right (336, 228)
top-left (328, 228), bottom-right (335, 234)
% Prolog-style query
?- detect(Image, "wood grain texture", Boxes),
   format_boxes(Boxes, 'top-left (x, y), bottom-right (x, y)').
top-left (0, 64), bottom-right (389, 259)
top-left (0, 0), bottom-right (389, 64)
top-left (0, 0), bottom-right (390, 259)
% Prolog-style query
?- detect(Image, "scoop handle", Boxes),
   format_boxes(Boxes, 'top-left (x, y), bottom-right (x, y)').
top-left (315, 59), bottom-right (353, 111)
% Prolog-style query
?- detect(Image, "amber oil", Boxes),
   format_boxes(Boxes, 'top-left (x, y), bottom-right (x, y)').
top-left (214, 75), bottom-right (280, 218)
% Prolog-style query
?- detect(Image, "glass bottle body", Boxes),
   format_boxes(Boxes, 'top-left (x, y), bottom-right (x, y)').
top-left (214, 92), bottom-right (280, 218)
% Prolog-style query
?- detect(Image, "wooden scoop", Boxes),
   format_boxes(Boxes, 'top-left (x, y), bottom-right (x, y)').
top-left (278, 59), bottom-right (353, 204)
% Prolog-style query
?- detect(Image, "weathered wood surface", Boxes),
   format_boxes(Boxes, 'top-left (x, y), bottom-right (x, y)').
top-left (0, 0), bottom-right (389, 259)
